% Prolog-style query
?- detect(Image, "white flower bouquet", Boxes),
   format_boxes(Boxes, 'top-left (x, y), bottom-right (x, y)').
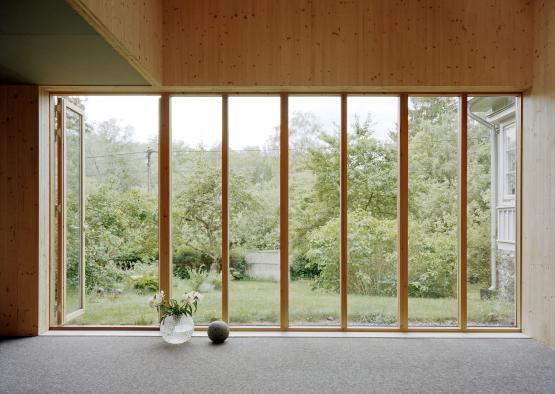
top-left (148, 290), bottom-right (203, 323)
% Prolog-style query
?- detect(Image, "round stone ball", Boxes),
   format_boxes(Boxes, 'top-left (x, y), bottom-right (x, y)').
top-left (207, 320), bottom-right (229, 344)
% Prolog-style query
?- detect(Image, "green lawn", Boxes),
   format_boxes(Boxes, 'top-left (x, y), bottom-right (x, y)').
top-left (70, 279), bottom-right (515, 327)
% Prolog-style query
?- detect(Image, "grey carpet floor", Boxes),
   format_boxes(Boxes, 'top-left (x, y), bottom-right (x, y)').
top-left (1, 337), bottom-right (555, 393)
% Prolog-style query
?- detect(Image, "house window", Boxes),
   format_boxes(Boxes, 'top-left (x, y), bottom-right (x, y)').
top-left (503, 123), bottom-right (517, 199)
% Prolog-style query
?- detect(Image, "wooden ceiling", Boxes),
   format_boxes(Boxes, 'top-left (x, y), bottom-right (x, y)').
top-left (1, 0), bottom-right (536, 90)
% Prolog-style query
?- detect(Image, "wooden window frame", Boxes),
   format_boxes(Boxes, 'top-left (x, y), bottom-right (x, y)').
top-left (47, 90), bottom-right (523, 333)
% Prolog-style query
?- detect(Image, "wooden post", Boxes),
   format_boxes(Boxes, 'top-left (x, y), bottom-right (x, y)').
top-left (222, 94), bottom-right (229, 323)
top-left (280, 93), bottom-right (289, 330)
top-left (516, 94), bottom-right (523, 330)
top-left (399, 94), bottom-right (409, 331)
top-left (159, 94), bottom-right (172, 303)
top-left (340, 94), bottom-right (348, 330)
top-left (459, 94), bottom-right (468, 330)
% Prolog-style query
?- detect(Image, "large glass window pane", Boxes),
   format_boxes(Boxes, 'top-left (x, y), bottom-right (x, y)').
top-left (347, 96), bottom-right (399, 327)
top-left (71, 96), bottom-right (160, 325)
top-left (172, 96), bottom-right (222, 325)
top-left (467, 96), bottom-right (517, 327)
top-left (229, 96), bottom-right (280, 325)
top-left (289, 96), bottom-right (340, 326)
top-left (408, 96), bottom-right (459, 327)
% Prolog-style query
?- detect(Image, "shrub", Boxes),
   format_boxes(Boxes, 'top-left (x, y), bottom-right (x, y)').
top-left (306, 213), bottom-right (398, 297)
top-left (290, 256), bottom-right (321, 280)
top-left (86, 260), bottom-right (126, 293)
top-left (407, 220), bottom-right (457, 298)
top-left (132, 274), bottom-right (159, 292)
top-left (187, 268), bottom-right (208, 291)
top-left (230, 248), bottom-right (248, 280)
top-left (173, 246), bottom-right (211, 279)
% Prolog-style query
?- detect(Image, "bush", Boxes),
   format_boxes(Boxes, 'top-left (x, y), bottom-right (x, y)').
top-left (304, 211), bottom-right (458, 299)
top-left (86, 260), bottom-right (126, 293)
top-left (290, 256), bottom-right (321, 280)
top-left (407, 220), bottom-right (457, 298)
top-left (173, 246), bottom-right (211, 279)
top-left (85, 185), bottom-right (159, 265)
top-left (230, 248), bottom-right (248, 280)
top-left (132, 274), bottom-right (159, 292)
top-left (306, 213), bottom-right (398, 297)
top-left (187, 268), bottom-right (208, 291)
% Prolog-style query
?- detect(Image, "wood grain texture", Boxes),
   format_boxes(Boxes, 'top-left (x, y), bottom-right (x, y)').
top-left (398, 93), bottom-right (409, 330)
top-left (522, 0), bottom-right (555, 348)
top-left (38, 89), bottom-right (50, 334)
top-left (340, 94), bottom-right (348, 330)
top-left (279, 93), bottom-right (288, 329)
top-left (158, 94), bottom-right (171, 302)
top-left (67, 0), bottom-right (163, 85)
top-left (459, 94), bottom-right (468, 329)
top-left (162, 0), bottom-right (533, 89)
top-left (221, 94), bottom-right (229, 322)
top-left (0, 86), bottom-right (42, 336)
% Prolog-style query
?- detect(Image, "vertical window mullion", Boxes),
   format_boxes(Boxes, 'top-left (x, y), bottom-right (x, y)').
top-left (459, 94), bottom-right (468, 330)
top-left (222, 94), bottom-right (229, 323)
top-left (399, 94), bottom-right (409, 331)
top-left (280, 93), bottom-right (289, 330)
top-left (516, 95), bottom-right (522, 330)
top-left (340, 94), bottom-right (348, 331)
top-left (56, 97), bottom-right (65, 325)
top-left (159, 93), bottom-right (172, 303)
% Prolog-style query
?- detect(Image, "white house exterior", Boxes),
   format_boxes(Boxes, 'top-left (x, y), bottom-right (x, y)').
top-left (469, 96), bottom-right (517, 300)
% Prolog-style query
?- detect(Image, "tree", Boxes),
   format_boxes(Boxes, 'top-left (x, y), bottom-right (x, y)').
top-left (172, 162), bottom-right (256, 272)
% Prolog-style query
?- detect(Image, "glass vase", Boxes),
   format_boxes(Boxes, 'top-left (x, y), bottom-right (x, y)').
top-left (160, 314), bottom-right (194, 344)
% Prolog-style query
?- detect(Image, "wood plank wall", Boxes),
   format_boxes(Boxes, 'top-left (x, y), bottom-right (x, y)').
top-left (67, 0), bottom-right (164, 86)
top-left (0, 86), bottom-right (48, 336)
top-left (522, 0), bottom-right (555, 349)
top-left (162, 0), bottom-right (533, 90)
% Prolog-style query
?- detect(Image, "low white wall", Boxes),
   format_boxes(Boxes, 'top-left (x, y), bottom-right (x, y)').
top-left (245, 250), bottom-right (280, 281)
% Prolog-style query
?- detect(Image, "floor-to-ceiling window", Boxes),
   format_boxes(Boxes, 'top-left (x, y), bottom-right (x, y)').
top-left (171, 96), bottom-right (222, 324)
top-left (228, 96), bottom-right (281, 325)
top-left (347, 96), bottom-right (399, 327)
top-left (467, 96), bottom-right (518, 327)
top-left (51, 92), bottom-right (520, 331)
top-left (54, 95), bottom-right (160, 325)
top-left (288, 96), bottom-right (341, 326)
top-left (408, 96), bottom-right (459, 327)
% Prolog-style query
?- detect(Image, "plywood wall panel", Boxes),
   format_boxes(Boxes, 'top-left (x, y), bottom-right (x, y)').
top-left (0, 86), bottom-right (42, 336)
top-left (68, 0), bottom-right (164, 85)
top-left (162, 0), bottom-right (533, 89)
top-left (522, 0), bottom-right (555, 348)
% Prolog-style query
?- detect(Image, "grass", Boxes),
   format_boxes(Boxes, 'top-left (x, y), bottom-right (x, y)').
top-left (70, 279), bottom-right (515, 327)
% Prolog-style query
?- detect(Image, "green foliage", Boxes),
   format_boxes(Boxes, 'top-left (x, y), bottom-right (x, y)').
top-left (303, 213), bottom-right (397, 296)
top-left (408, 221), bottom-right (457, 298)
top-left (84, 181), bottom-right (158, 291)
top-left (86, 260), bottom-right (126, 293)
top-left (230, 248), bottom-right (248, 280)
top-left (131, 275), bottom-right (159, 292)
top-left (150, 291), bottom-right (202, 323)
top-left (290, 255), bottom-right (321, 280)
top-left (187, 268), bottom-right (208, 291)
top-left (172, 247), bottom-right (211, 279)
top-left (75, 95), bottom-right (494, 305)
top-left (290, 98), bottom-right (491, 299)
top-left (172, 161), bottom-right (256, 273)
